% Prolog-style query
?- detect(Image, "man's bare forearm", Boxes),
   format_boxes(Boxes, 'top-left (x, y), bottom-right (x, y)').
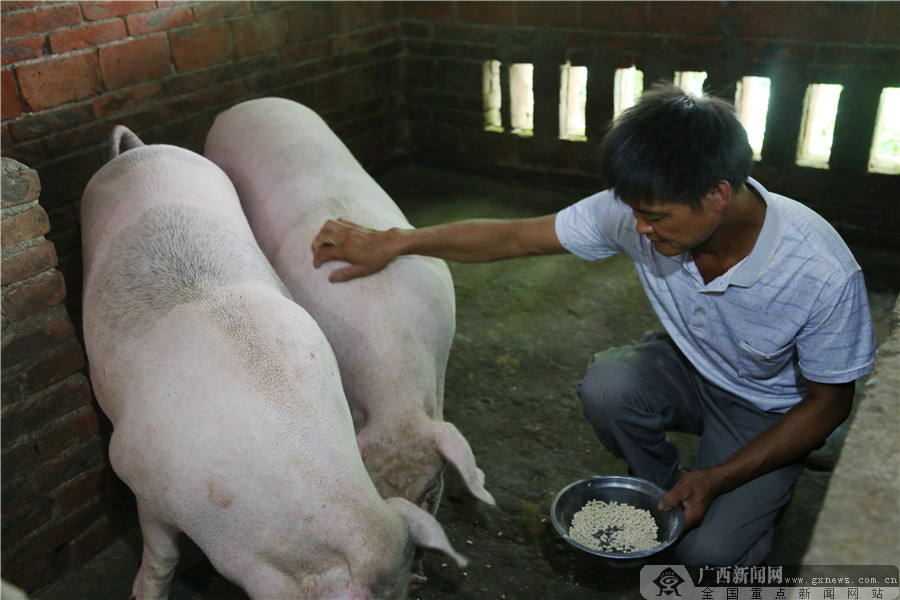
top-left (391, 216), bottom-right (564, 263)
top-left (660, 379), bottom-right (855, 526)
top-left (312, 214), bottom-right (565, 282)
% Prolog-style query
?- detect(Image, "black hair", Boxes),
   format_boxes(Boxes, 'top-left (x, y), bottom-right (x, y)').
top-left (600, 82), bottom-right (754, 211)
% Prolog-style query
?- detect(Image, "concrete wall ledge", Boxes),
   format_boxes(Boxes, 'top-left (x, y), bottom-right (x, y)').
top-left (803, 294), bottom-right (900, 565)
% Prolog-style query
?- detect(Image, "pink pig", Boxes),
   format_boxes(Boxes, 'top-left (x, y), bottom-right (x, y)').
top-left (205, 98), bottom-right (494, 580)
top-left (81, 127), bottom-right (465, 600)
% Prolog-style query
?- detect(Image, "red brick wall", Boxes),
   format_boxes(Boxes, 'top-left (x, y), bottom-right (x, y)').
top-left (401, 0), bottom-right (900, 250)
top-left (1, 157), bottom-right (115, 592)
top-left (0, 1), bottom-right (403, 593)
top-left (1, 0), bottom-right (404, 331)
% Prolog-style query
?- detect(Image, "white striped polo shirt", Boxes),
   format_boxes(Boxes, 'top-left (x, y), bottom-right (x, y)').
top-left (555, 177), bottom-right (876, 412)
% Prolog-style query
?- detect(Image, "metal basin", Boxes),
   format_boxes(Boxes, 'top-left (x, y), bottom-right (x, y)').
top-left (550, 475), bottom-right (685, 568)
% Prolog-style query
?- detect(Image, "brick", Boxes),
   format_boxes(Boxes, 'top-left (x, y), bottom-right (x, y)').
top-left (1, 2), bottom-right (42, 12)
top-left (402, 1), bottom-right (454, 21)
top-left (783, 2), bottom-right (871, 44)
top-left (649, 1), bottom-right (720, 36)
top-left (0, 447), bottom-right (40, 508)
top-left (170, 22), bottom-right (233, 72)
top-left (45, 227), bottom-right (80, 258)
top-left (231, 11), bottom-right (288, 57)
top-left (186, 80), bottom-right (247, 111)
top-left (7, 103), bottom-right (95, 143)
top-left (1, 69), bottom-right (22, 121)
top-left (1, 204), bottom-right (50, 251)
top-left (458, 1), bottom-right (514, 25)
top-left (33, 406), bottom-right (91, 458)
top-left (333, 24), bottom-right (396, 53)
top-left (16, 53), bottom-right (102, 112)
top-left (24, 440), bottom-right (106, 500)
top-left (193, 1), bottom-right (251, 23)
top-left (81, 1), bottom-right (156, 21)
top-left (126, 5), bottom-right (193, 35)
top-left (279, 38), bottom-right (331, 64)
top-left (42, 120), bottom-right (109, 158)
top-left (335, 1), bottom-right (397, 32)
top-left (1, 34), bottom-right (44, 66)
top-left (582, 1), bottom-right (648, 33)
top-left (1, 496), bottom-right (53, 541)
top-left (1, 270), bottom-right (66, 322)
top-left (0, 159), bottom-right (40, 209)
top-left (0, 239), bottom-right (57, 286)
top-left (163, 64), bottom-right (229, 95)
top-left (48, 19), bottom-right (127, 53)
top-left (98, 34), bottom-right (170, 89)
top-left (721, 2), bottom-right (788, 39)
top-left (93, 81), bottom-right (164, 118)
top-left (516, 1), bottom-right (579, 29)
top-left (816, 45), bottom-right (900, 69)
top-left (23, 337), bottom-right (86, 396)
top-left (315, 69), bottom-right (363, 110)
top-left (0, 3), bottom-right (82, 39)
top-left (231, 50), bottom-right (280, 78)
top-left (0, 305), bottom-right (72, 366)
top-left (71, 409), bottom-right (99, 440)
top-left (0, 139), bottom-right (45, 170)
top-left (286, 1), bottom-right (336, 43)
top-left (7, 494), bottom-right (106, 571)
top-left (36, 152), bottom-right (104, 209)
top-left (1, 374), bottom-right (90, 445)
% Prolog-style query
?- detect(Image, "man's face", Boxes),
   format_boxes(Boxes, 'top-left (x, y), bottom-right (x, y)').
top-left (625, 195), bottom-right (722, 256)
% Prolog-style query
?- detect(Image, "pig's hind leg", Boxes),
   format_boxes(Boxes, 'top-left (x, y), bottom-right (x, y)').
top-left (131, 502), bottom-right (181, 600)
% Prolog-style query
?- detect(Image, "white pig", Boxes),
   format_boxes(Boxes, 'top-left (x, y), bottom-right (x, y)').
top-left (81, 127), bottom-right (465, 600)
top-left (204, 99), bottom-right (495, 530)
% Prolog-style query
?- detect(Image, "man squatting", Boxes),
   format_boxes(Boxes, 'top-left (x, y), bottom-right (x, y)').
top-left (310, 83), bottom-right (876, 566)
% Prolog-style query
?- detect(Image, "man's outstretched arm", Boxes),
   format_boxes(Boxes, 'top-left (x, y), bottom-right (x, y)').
top-left (311, 214), bottom-right (566, 282)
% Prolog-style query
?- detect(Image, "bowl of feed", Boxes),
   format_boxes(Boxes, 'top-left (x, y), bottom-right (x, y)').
top-left (550, 475), bottom-right (685, 568)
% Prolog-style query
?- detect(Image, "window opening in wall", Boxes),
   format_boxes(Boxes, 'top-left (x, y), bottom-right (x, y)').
top-left (734, 76), bottom-right (771, 161)
top-left (483, 60), bottom-right (503, 132)
top-left (559, 62), bottom-right (588, 141)
top-left (614, 66), bottom-right (643, 118)
top-left (796, 83), bottom-right (843, 169)
top-left (674, 71), bottom-right (707, 97)
top-left (509, 63), bottom-right (534, 137)
top-left (868, 87), bottom-right (900, 175)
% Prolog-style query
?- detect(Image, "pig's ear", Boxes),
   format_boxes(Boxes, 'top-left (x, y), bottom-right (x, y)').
top-left (433, 421), bottom-right (496, 506)
top-left (386, 497), bottom-right (467, 568)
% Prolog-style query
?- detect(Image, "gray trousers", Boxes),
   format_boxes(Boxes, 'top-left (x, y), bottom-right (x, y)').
top-left (577, 338), bottom-right (805, 566)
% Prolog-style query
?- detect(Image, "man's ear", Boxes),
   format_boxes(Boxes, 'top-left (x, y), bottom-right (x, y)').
top-left (706, 181), bottom-right (732, 213)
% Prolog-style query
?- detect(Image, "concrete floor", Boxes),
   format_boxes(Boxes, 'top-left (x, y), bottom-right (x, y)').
top-left (32, 164), bottom-right (899, 600)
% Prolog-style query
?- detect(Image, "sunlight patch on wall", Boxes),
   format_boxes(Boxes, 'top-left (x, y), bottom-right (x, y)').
top-left (559, 62), bottom-right (588, 141)
top-left (735, 76), bottom-right (771, 161)
top-left (509, 63), bottom-right (534, 137)
top-left (483, 59), bottom-right (503, 132)
top-left (796, 83), bottom-right (843, 169)
top-left (613, 66), bottom-right (643, 119)
top-left (868, 87), bottom-right (900, 175)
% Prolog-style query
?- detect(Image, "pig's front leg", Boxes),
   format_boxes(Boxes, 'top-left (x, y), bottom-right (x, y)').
top-left (131, 503), bottom-right (181, 600)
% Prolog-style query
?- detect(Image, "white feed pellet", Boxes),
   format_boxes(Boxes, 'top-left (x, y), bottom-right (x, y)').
top-left (569, 499), bottom-right (659, 554)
